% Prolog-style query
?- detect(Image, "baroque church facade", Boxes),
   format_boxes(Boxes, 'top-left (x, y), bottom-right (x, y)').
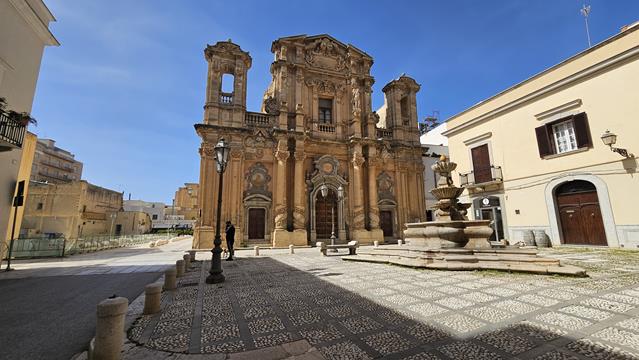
top-left (193, 35), bottom-right (426, 249)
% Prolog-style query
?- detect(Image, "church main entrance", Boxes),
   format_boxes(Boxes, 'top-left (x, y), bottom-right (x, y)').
top-left (315, 189), bottom-right (338, 239)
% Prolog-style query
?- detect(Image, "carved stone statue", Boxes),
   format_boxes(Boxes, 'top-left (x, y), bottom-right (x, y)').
top-left (351, 78), bottom-right (361, 116)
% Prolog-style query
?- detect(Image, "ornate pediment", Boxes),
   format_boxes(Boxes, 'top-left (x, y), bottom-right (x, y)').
top-left (244, 162), bottom-right (272, 199)
top-left (304, 77), bottom-right (346, 95)
top-left (244, 129), bottom-right (275, 149)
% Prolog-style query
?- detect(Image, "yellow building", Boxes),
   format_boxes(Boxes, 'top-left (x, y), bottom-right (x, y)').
top-left (194, 35), bottom-right (426, 249)
top-left (444, 22), bottom-right (639, 247)
top-left (174, 183), bottom-right (199, 221)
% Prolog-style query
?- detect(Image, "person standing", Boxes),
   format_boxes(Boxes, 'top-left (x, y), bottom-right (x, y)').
top-left (225, 221), bottom-right (235, 261)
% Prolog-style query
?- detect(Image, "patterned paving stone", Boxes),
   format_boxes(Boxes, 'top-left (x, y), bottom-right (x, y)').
top-left (507, 321), bottom-right (567, 341)
top-left (288, 309), bottom-right (324, 326)
top-left (617, 318), bottom-right (639, 333)
top-left (362, 331), bottom-right (412, 355)
top-left (390, 283), bottom-right (421, 292)
top-left (340, 315), bottom-right (383, 334)
top-left (492, 299), bottom-right (540, 314)
top-left (253, 331), bottom-right (295, 348)
top-left (566, 338), bottom-right (637, 360)
top-left (504, 282), bottom-right (538, 292)
top-left (153, 317), bottom-right (192, 337)
top-left (433, 314), bottom-right (486, 333)
top-left (536, 288), bottom-right (581, 301)
top-left (201, 309), bottom-right (236, 326)
top-left (404, 323), bottom-right (450, 343)
top-left (476, 329), bottom-right (535, 355)
top-left (457, 281), bottom-right (489, 290)
top-left (382, 294), bottom-right (421, 306)
top-left (365, 287), bottom-right (396, 296)
top-left (407, 302), bottom-right (448, 318)
top-left (299, 324), bottom-right (345, 345)
top-left (201, 324), bottom-right (240, 343)
top-left (438, 341), bottom-right (502, 360)
top-left (159, 306), bottom-right (194, 321)
top-left (435, 297), bottom-right (475, 310)
top-left (517, 294), bottom-right (561, 307)
top-left (324, 304), bottom-right (359, 318)
top-left (532, 350), bottom-right (580, 360)
top-left (601, 292), bottom-right (639, 305)
top-left (201, 341), bottom-right (245, 354)
top-left (559, 305), bottom-right (614, 321)
top-left (401, 352), bottom-right (441, 360)
top-left (319, 340), bottom-right (372, 360)
top-left (146, 332), bottom-right (190, 352)
top-left (434, 286), bottom-right (467, 295)
top-left (581, 297), bottom-right (635, 313)
top-left (593, 327), bottom-right (639, 351)
top-left (465, 306), bottom-right (516, 323)
top-left (242, 305), bottom-right (275, 319)
top-left (247, 317), bottom-right (285, 335)
top-left (536, 312), bottom-right (593, 331)
top-left (481, 287), bottom-right (519, 297)
top-left (459, 292), bottom-right (498, 303)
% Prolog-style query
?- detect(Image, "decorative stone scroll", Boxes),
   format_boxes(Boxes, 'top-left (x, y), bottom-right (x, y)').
top-left (352, 152), bottom-right (365, 168)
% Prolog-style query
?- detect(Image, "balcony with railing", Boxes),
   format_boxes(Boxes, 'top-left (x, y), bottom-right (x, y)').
top-left (460, 165), bottom-right (503, 188)
top-left (0, 112), bottom-right (26, 151)
top-left (317, 123), bottom-right (336, 133)
top-left (376, 128), bottom-right (393, 140)
top-left (245, 111), bottom-right (274, 127)
top-left (219, 92), bottom-right (233, 105)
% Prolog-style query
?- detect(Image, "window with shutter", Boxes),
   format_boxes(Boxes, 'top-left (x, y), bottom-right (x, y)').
top-left (535, 112), bottom-right (592, 158)
top-left (471, 144), bottom-right (492, 183)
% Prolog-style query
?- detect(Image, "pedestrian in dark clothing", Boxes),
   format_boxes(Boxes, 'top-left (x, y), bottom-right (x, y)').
top-left (225, 221), bottom-right (235, 261)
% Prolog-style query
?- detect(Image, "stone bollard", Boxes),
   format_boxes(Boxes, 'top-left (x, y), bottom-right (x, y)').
top-left (143, 283), bottom-right (162, 315)
top-left (183, 253), bottom-right (191, 270)
top-left (176, 259), bottom-right (185, 278)
top-left (188, 250), bottom-right (196, 262)
top-left (94, 296), bottom-right (128, 360)
top-left (254, 246), bottom-right (260, 256)
top-left (164, 267), bottom-right (177, 290)
top-left (397, 239), bottom-right (404, 246)
top-left (289, 244), bottom-right (295, 254)
top-left (374, 240), bottom-right (379, 248)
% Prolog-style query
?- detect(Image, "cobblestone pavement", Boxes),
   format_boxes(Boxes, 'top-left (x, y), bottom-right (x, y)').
top-left (127, 247), bottom-right (639, 359)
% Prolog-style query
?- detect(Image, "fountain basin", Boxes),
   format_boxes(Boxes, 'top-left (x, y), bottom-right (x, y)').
top-left (405, 220), bottom-right (492, 249)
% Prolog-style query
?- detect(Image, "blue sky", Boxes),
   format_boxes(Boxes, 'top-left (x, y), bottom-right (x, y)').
top-left (32, 0), bottom-right (639, 204)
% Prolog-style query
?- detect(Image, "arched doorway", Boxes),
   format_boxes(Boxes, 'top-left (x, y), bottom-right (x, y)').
top-left (556, 180), bottom-right (607, 246)
top-left (315, 189), bottom-right (338, 239)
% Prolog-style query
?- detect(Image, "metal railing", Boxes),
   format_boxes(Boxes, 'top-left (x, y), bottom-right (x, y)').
top-left (220, 92), bottom-right (233, 105)
top-left (3, 233), bottom-right (174, 259)
top-left (245, 111), bottom-right (273, 126)
top-left (460, 165), bottom-right (503, 187)
top-left (377, 128), bottom-right (393, 139)
top-left (0, 112), bottom-right (26, 149)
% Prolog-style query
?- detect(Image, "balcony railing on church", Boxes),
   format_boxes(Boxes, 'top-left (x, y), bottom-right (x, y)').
top-left (459, 165), bottom-right (503, 187)
top-left (219, 92), bottom-right (233, 105)
top-left (317, 123), bottom-right (336, 133)
top-left (0, 112), bottom-right (26, 151)
top-left (245, 111), bottom-right (274, 127)
top-left (376, 128), bottom-right (393, 140)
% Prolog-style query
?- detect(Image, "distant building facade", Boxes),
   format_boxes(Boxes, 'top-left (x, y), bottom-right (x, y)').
top-left (30, 139), bottom-right (83, 183)
top-left (0, 0), bottom-right (59, 263)
top-left (194, 35), bottom-right (426, 249)
top-left (444, 23), bottom-right (639, 247)
top-left (124, 200), bottom-right (165, 222)
top-left (174, 183), bottom-right (199, 221)
top-left (420, 123), bottom-right (448, 220)
top-left (21, 180), bottom-right (150, 240)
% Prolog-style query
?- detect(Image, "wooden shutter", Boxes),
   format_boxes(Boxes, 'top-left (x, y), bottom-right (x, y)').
top-left (573, 112), bottom-right (592, 149)
top-left (471, 144), bottom-right (492, 183)
top-left (535, 125), bottom-right (553, 157)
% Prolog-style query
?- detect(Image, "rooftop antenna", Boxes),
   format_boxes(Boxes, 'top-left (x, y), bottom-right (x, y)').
top-left (580, 3), bottom-right (592, 48)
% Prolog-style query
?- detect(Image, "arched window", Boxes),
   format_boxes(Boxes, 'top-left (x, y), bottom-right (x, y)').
top-left (556, 180), bottom-right (596, 195)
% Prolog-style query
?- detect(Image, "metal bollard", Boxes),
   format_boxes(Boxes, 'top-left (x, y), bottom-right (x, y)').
top-left (94, 296), bottom-right (128, 360)
top-left (183, 253), bottom-right (191, 270)
top-left (374, 240), bottom-right (379, 248)
top-left (164, 267), bottom-right (176, 290)
top-left (254, 246), bottom-right (260, 256)
top-left (143, 283), bottom-right (162, 315)
top-left (176, 259), bottom-right (185, 278)
top-left (289, 244), bottom-right (295, 254)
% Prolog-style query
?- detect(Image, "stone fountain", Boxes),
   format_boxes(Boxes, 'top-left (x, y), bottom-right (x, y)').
top-left (405, 155), bottom-right (494, 249)
top-left (343, 156), bottom-right (586, 276)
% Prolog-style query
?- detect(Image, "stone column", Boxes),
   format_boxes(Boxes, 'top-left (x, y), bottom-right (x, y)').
top-left (293, 143), bottom-right (306, 231)
top-left (351, 148), bottom-right (366, 231)
top-left (368, 157), bottom-right (380, 230)
top-left (273, 140), bottom-right (289, 232)
top-left (194, 143), bottom-right (216, 249)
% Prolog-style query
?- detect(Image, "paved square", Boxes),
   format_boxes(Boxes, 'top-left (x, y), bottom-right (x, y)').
top-left (126, 247), bottom-right (639, 359)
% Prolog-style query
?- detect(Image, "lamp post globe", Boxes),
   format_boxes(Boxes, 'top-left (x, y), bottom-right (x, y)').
top-left (206, 138), bottom-right (230, 284)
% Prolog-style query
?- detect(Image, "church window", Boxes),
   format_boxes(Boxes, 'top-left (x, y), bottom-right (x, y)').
top-left (400, 96), bottom-right (409, 125)
top-left (319, 98), bottom-right (333, 123)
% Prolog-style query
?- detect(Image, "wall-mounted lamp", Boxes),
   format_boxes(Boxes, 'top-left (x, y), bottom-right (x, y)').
top-left (601, 130), bottom-right (634, 158)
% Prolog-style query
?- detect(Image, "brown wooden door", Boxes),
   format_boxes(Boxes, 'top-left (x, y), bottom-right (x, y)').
top-left (380, 210), bottom-right (393, 237)
top-left (315, 190), bottom-right (336, 239)
top-left (557, 191), bottom-right (607, 246)
top-left (248, 208), bottom-right (265, 240)
top-left (471, 144), bottom-right (492, 183)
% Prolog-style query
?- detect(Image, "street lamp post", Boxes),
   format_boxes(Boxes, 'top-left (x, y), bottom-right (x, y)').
top-left (206, 138), bottom-right (231, 284)
top-left (320, 184), bottom-right (343, 252)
